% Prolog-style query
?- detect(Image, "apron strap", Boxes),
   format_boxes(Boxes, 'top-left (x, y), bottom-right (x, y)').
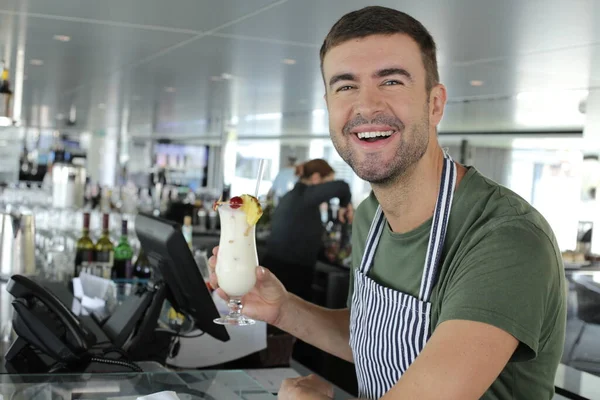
top-left (419, 153), bottom-right (457, 301)
top-left (357, 151), bottom-right (457, 298)
top-left (359, 206), bottom-right (385, 274)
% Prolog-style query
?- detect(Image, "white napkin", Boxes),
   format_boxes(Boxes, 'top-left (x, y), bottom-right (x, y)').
top-left (136, 391), bottom-right (181, 400)
top-left (80, 296), bottom-right (106, 311)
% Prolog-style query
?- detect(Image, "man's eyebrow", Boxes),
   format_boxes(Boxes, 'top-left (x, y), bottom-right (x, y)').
top-left (374, 67), bottom-right (413, 82)
top-left (329, 73), bottom-right (356, 88)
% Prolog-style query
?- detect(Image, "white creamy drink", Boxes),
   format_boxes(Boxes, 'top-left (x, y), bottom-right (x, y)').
top-left (215, 204), bottom-right (258, 297)
top-left (213, 194), bottom-right (263, 326)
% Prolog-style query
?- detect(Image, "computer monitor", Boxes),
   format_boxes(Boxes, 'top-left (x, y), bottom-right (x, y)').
top-left (135, 213), bottom-right (230, 342)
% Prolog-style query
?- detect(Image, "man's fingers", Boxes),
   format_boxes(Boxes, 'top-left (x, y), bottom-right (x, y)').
top-left (255, 266), bottom-right (268, 281)
top-left (298, 375), bottom-right (334, 398)
top-left (215, 288), bottom-right (228, 301)
top-left (209, 272), bottom-right (219, 290)
top-left (208, 254), bottom-right (218, 290)
top-left (279, 375), bottom-right (333, 399)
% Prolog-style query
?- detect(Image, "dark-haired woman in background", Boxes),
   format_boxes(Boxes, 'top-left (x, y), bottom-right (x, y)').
top-left (264, 158), bottom-right (353, 301)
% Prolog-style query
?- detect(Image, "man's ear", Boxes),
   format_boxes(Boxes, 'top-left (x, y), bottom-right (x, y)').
top-left (429, 83), bottom-right (447, 127)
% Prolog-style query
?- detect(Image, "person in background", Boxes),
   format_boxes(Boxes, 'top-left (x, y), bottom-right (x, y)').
top-left (268, 156), bottom-right (299, 206)
top-left (264, 158), bottom-right (353, 301)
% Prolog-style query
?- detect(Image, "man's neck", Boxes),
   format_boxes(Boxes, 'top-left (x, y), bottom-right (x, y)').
top-left (372, 146), bottom-right (465, 234)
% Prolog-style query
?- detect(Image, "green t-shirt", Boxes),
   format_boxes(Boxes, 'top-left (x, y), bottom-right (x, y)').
top-left (348, 167), bottom-right (566, 400)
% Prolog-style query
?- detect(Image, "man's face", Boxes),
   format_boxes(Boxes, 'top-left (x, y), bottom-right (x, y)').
top-left (323, 33), bottom-right (440, 185)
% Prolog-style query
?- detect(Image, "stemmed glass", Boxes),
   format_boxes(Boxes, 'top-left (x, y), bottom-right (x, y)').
top-left (213, 203), bottom-right (258, 326)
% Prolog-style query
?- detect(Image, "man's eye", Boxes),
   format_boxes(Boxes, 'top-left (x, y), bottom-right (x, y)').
top-left (383, 80), bottom-right (403, 86)
top-left (336, 85), bottom-right (354, 92)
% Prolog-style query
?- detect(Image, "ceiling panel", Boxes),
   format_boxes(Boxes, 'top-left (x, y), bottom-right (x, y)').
top-left (12, 17), bottom-right (195, 130)
top-left (0, 0), bottom-right (598, 137)
top-left (218, 0), bottom-right (599, 62)
top-left (0, 0), bottom-right (279, 32)
top-left (442, 94), bottom-right (586, 132)
top-left (122, 35), bottom-right (324, 135)
top-left (441, 45), bottom-right (597, 100)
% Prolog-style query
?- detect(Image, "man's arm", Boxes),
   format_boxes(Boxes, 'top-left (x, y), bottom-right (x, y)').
top-left (279, 321), bottom-right (516, 400)
top-left (209, 246), bottom-right (353, 363)
top-left (382, 222), bottom-right (559, 399)
top-left (381, 319), bottom-right (518, 400)
top-left (276, 295), bottom-right (353, 363)
top-left (280, 221), bottom-right (562, 399)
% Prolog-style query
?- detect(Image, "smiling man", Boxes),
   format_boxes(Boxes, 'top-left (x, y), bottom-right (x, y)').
top-left (209, 6), bottom-right (566, 400)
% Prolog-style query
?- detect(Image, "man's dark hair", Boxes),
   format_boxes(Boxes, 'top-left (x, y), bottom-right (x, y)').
top-left (320, 6), bottom-right (439, 93)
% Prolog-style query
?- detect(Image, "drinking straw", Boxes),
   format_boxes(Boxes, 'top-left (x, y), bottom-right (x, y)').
top-left (254, 159), bottom-right (266, 197)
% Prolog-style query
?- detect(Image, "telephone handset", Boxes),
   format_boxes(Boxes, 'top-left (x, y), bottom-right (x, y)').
top-left (7, 275), bottom-right (96, 364)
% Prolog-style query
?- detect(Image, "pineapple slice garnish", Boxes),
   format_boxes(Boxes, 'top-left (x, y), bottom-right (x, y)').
top-left (240, 194), bottom-right (263, 227)
top-left (213, 194), bottom-right (263, 235)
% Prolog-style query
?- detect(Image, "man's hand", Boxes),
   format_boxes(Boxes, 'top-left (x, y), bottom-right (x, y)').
top-left (210, 247), bottom-right (354, 362)
top-left (279, 374), bottom-right (334, 400)
top-left (208, 246), bottom-right (289, 325)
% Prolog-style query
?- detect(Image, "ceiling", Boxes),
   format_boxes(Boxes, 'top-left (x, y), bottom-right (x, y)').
top-left (0, 0), bottom-right (599, 141)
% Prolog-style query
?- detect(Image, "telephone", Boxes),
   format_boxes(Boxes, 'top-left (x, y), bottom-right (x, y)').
top-left (6, 274), bottom-right (96, 367)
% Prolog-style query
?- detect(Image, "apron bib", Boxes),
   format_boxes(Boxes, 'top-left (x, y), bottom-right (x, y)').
top-left (349, 153), bottom-right (457, 399)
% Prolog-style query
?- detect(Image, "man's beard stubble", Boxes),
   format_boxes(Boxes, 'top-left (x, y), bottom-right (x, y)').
top-left (330, 111), bottom-right (430, 187)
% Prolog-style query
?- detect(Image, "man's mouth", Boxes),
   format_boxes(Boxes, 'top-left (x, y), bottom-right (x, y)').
top-left (355, 130), bottom-right (395, 142)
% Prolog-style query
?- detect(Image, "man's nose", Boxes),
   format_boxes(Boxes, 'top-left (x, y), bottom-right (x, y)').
top-left (353, 86), bottom-right (385, 120)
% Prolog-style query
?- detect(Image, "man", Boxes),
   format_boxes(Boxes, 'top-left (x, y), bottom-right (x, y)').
top-left (209, 6), bottom-right (566, 400)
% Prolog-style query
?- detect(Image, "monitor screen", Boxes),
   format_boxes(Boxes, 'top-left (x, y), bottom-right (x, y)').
top-left (135, 213), bottom-right (229, 342)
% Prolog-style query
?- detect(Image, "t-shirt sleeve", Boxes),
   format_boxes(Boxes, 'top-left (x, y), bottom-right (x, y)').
top-left (346, 193), bottom-right (378, 309)
top-left (437, 221), bottom-right (563, 362)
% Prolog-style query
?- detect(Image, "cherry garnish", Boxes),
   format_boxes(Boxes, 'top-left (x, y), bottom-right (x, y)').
top-left (229, 196), bottom-right (243, 209)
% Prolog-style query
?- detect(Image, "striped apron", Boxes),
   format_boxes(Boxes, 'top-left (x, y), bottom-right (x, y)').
top-left (349, 153), bottom-right (457, 399)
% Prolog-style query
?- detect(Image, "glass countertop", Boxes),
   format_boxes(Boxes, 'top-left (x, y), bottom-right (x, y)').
top-left (0, 368), bottom-right (275, 400)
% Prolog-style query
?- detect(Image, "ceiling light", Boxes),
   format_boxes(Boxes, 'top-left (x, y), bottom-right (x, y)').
top-left (98, 103), bottom-right (106, 109)
top-left (0, 117), bottom-right (12, 126)
top-left (165, 87), bottom-right (176, 93)
top-left (470, 80), bottom-right (484, 87)
top-left (30, 59), bottom-right (43, 66)
top-left (221, 73), bottom-right (234, 80)
top-left (53, 35), bottom-right (71, 42)
top-left (245, 113), bottom-right (282, 122)
top-left (282, 58), bottom-right (296, 65)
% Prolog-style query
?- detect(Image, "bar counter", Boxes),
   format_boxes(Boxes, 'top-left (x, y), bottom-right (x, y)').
top-left (0, 362), bottom-right (276, 399)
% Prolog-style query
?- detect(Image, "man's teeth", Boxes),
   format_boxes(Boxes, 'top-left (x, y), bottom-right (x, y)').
top-left (356, 130), bottom-right (394, 139)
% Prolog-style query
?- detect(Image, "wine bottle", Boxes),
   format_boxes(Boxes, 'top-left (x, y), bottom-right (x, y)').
top-left (133, 248), bottom-right (152, 280)
top-left (95, 213), bottom-right (114, 279)
top-left (74, 212), bottom-right (95, 277)
top-left (113, 219), bottom-right (134, 279)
